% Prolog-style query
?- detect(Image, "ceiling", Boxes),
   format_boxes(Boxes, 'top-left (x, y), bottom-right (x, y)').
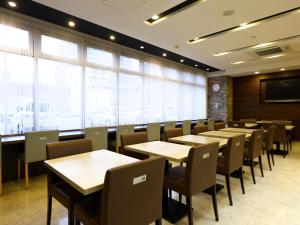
top-left (33, 0), bottom-right (300, 76)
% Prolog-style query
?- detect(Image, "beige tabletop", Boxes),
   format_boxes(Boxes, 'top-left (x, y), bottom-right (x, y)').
top-left (198, 131), bottom-right (251, 139)
top-left (44, 150), bottom-right (139, 195)
top-left (125, 141), bottom-right (191, 163)
top-left (220, 128), bottom-right (257, 134)
top-left (245, 123), bottom-right (258, 128)
top-left (256, 121), bottom-right (295, 131)
top-left (169, 135), bottom-right (227, 149)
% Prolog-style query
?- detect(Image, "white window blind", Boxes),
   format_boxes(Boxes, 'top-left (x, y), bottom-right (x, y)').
top-left (0, 16), bottom-right (207, 135)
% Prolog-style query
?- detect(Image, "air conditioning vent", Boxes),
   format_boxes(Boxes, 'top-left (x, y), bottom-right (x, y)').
top-left (254, 46), bottom-right (284, 56)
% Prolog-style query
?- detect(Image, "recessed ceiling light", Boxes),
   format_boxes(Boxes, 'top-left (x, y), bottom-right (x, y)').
top-left (109, 35), bottom-right (115, 40)
top-left (254, 71), bottom-right (260, 74)
top-left (140, 46), bottom-right (144, 49)
top-left (223, 10), bottom-right (235, 16)
top-left (280, 68), bottom-right (286, 71)
top-left (8, 1), bottom-right (17, 7)
top-left (195, 64), bottom-right (198, 67)
top-left (180, 59), bottom-right (184, 63)
top-left (206, 68), bottom-right (210, 71)
top-left (68, 21), bottom-right (76, 27)
top-left (162, 53), bottom-right (167, 57)
top-left (253, 42), bottom-right (273, 48)
top-left (231, 61), bottom-right (245, 65)
top-left (240, 22), bottom-right (248, 27)
top-left (151, 15), bottom-right (159, 20)
top-left (265, 54), bottom-right (283, 59)
top-left (213, 52), bottom-right (230, 56)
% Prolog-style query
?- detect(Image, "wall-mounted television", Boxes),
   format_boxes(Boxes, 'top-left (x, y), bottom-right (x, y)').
top-left (261, 76), bottom-right (300, 103)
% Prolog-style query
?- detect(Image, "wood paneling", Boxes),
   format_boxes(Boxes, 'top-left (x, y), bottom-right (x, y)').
top-left (233, 70), bottom-right (300, 140)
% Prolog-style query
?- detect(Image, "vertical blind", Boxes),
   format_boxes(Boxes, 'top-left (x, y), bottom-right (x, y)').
top-left (0, 14), bottom-right (207, 135)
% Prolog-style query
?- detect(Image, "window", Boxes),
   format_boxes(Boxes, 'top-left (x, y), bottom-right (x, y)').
top-left (0, 15), bottom-right (208, 135)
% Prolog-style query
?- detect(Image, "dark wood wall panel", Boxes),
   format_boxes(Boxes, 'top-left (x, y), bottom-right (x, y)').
top-left (233, 70), bottom-right (300, 140)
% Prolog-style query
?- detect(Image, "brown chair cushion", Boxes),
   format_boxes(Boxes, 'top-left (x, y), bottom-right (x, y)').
top-left (49, 182), bottom-right (84, 209)
top-left (74, 194), bottom-right (102, 225)
top-left (164, 166), bottom-right (185, 193)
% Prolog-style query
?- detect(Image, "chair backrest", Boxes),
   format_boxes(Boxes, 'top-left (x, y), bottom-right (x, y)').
top-left (164, 128), bottom-right (183, 141)
top-left (116, 125), bottom-right (134, 147)
top-left (214, 122), bottom-right (225, 131)
top-left (247, 129), bottom-right (264, 159)
top-left (223, 135), bottom-right (245, 173)
top-left (185, 143), bottom-right (219, 196)
top-left (207, 118), bottom-right (215, 131)
top-left (25, 130), bottom-right (59, 163)
top-left (164, 121), bottom-right (176, 130)
top-left (101, 157), bottom-right (165, 225)
top-left (193, 125), bottom-right (209, 134)
top-left (147, 123), bottom-right (161, 141)
top-left (182, 120), bottom-right (191, 135)
top-left (240, 119), bottom-right (256, 123)
top-left (120, 132), bottom-right (148, 155)
top-left (264, 125), bottom-right (275, 152)
top-left (228, 121), bottom-right (245, 128)
top-left (85, 127), bottom-right (108, 150)
top-left (0, 135), bottom-right (2, 168)
top-left (262, 123), bottom-right (274, 130)
top-left (196, 119), bottom-right (205, 125)
top-left (273, 123), bottom-right (288, 142)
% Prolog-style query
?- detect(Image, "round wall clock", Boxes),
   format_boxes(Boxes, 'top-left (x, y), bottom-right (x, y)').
top-left (212, 83), bottom-right (221, 92)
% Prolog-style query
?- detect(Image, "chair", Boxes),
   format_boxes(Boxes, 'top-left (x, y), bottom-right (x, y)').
top-left (273, 123), bottom-right (291, 156)
top-left (17, 130), bottom-right (59, 189)
top-left (164, 143), bottom-right (219, 224)
top-left (46, 139), bottom-right (93, 225)
top-left (243, 129), bottom-right (264, 184)
top-left (164, 128), bottom-right (183, 142)
top-left (228, 121), bottom-right (245, 128)
top-left (193, 125), bottom-right (209, 134)
top-left (120, 132), bottom-right (149, 160)
top-left (214, 122), bottom-right (225, 131)
top-left (0, 135), bottom-right (2, 195)
top-left (240, 119), bottom-right (257, 123)
top-left (262, 126), bottom-right (276, 171)
top-left (207, 118), bottom-right (215, 131)
top-left (217, 135), bottom-right (246, 205)
top-left (196, 119), bottom-right (205, 125)
top-left (73, 157), bottom-right (166, 225)
top-left (182, 120), bottom-right (191, 135)
top-left (85, 127), bottom-right (108, 150)
top-left (115, 125), bottom-right (134, 152)
top-left (147, 123), bottom-right (161, 141)
top-left (164, 121), bottom-right (176, 130)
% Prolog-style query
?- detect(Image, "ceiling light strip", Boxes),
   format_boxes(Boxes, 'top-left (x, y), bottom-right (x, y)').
top-left (188, 6), bottom-right (300, 44)
top-left (145, 0), bottom-right (201, 25)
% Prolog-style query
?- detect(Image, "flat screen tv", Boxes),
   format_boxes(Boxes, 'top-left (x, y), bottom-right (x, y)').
top-left (261, 77), bottom-right (300, 103)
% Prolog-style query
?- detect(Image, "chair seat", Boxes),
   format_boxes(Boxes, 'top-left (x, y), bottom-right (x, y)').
top-left (164, 166), bottom-right (185, 193)
top-left (50, 181), bottom-right (84, 209)
top-left (74, 193), bottom-right (102, 225)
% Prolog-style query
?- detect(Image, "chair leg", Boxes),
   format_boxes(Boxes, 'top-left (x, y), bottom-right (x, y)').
top-left (225, 174), bottom-right (233, 206)
top-left (47, 194), bottom-right (52, 225)
top-left (211, 185), bottom-right (219, 221)
top-left (239, 167), bottom-right (245, 194)
top-left (266, 151), bottom-right (272, 171)
top-left (258, 156), bottom-right (264, 177)
top-left (17, 159), bottom-right (21, 181)
top-left (271, 152), bottom-right (275, 166)
top-left (155, 219), bottom-right (162, 225)
top-left (250, 160), bottom-right (256, 184)
top-left (186, 197), bottom-right (193, 225)
top-left (25, 161), bottom-right (29, 189)
top-left (68, 210), bottom-right (75, 225)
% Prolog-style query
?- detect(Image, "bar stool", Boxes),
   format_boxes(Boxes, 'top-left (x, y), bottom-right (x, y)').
top-left (17, 130), bottom-right (59, 189)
